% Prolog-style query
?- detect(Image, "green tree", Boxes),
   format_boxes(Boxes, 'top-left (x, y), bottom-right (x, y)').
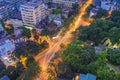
top-left (85, 4), bottom-right (93, 17)
top-left (52, 8), bottom-right (62, 14)
top-left (57, 63), bottom-right (73, 78)
top-left (0, 19), bottom-right (5, 29)
top-left (0, 60), bottom-right (6, 77)
top-left (79, 19), bottom-right (112, 45)
top-left (5, 24), bottom-right (14, 35)
top-left (20, 27), bottom-right (31, 38)
top-left (108, 27), bottom-right (120, 45)
top-left (16, 62), bottom-right (24, 75)
top-left (63, 40), bottom-right (97, 73)
top-left (72, 3), bottom-right (79, 15)
top-left (97, 66), bottom-right (117, 80)
top-left (96, 8), bottom-right (108, 18)
top-left (111, 10), bottom-right (120, 26)
top-left (26, 41), bottom-right (41, 55)
top-left (14, 45), bottom-right (29, 58)
top-left (41, 28), bottom-right (50, 36)
top-left (107, 49), bottom-right (120, 65)
top-left (6, 66), bottom-right (17, 80)
top-left (17, 56), bottom-right (40, 80)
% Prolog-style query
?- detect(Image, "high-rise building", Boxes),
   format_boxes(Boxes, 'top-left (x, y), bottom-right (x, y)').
top-left (21, 1), bottom-right (46, 26)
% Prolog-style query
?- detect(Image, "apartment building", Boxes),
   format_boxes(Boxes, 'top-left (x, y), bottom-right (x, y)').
top-left (0, 4), bottom-right (8, 20)
top-left (0, 38), bottom-right (15, 59)
top-left (0, 0), bottom-right (26, 20)
top-left (21, 1), bottom-right (46, 26)
top-left (52, 0), bottom-right (81, 7)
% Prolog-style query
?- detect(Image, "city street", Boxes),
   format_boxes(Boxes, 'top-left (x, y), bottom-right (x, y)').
top-left (35, 0), bottom-right (93, 80)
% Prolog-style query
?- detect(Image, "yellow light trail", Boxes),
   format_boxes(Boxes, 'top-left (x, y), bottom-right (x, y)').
top-left (35, 0), bottom-right (93, 80)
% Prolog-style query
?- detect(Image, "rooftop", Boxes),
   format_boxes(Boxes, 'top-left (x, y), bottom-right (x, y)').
top-left (79, 73), bottom-right (96, 80)
top-left (21, 1), bottom-right (43, 8)
top-left (0, 75), bottom-right (10, 80)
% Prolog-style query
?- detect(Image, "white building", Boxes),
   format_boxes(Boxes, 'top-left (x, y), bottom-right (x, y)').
top-left (0, 38), bottom-right (15, 59)
top-left (21, 1), bottom-right (46, 26)
top-left (52, 0), bottom-right (81, 7)
top-left (101, 0), bottom-right (115, 10)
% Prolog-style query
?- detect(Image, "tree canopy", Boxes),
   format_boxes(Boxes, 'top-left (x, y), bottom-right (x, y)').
top-left (107, 49), bottom-right (120, 65)
top-left (62, 40), bottom-right (97, 73)
top-left (96, 8), bottom-right (108, 18)
top-left (79, 19), bottom-right (120, 45)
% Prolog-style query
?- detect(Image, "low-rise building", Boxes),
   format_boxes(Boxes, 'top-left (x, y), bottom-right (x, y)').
top-left (0, 4), bottom-right (8, 20)
top-left (14, 28), bottom-right (22, 37)
top-left (79, 73), bottom-right (96, 80)
top-left (0, 38), bottom-right (15, 59)
top-left (11, 36), bottom-right (27, 44)
top-left (52, 0), bottom-right (81, 8)
top-left (101, 0), bottom-right (116, 10)
top-left (73, 73), bottom-right (96, 80)
top-left (49, 14), bottom-right (63, 26)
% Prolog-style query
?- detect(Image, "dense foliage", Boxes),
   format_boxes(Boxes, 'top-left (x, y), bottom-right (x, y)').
top-left (0, 61), bottom-right (24, 80)
top-left (62, 41), bottom-right (97, 73)
top-left (107, 49), bottom-right (120, 65)
top-left (96, 8), bottom-right (108, 18)
top-left (14, 40), bottom-right (49, 58)
top-left (58, 41), bottom-right (119, 80)
top-left (79, 19), bottom-right (120, 45)
top-left (17, 56), bottom-right (40, 80)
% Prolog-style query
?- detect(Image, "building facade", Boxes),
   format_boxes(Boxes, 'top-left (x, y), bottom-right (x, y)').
top-left (52, 0), bottom-right (81, 7)
top-left (21, 1), bottom-right (46, 26)
top-left (0, 4), bottom-right (8, 20)
top-left (0, 0), bottom-right (26, 20)
top-left (0, 38), bottom-right (15, 59)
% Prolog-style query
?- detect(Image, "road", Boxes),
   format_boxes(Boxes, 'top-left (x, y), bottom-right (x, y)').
top-left (35, 0), bottom-right (93, 80)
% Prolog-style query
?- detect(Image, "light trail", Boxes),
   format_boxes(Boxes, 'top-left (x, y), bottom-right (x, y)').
top-left (35, 0), bottom-right (93, 80)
